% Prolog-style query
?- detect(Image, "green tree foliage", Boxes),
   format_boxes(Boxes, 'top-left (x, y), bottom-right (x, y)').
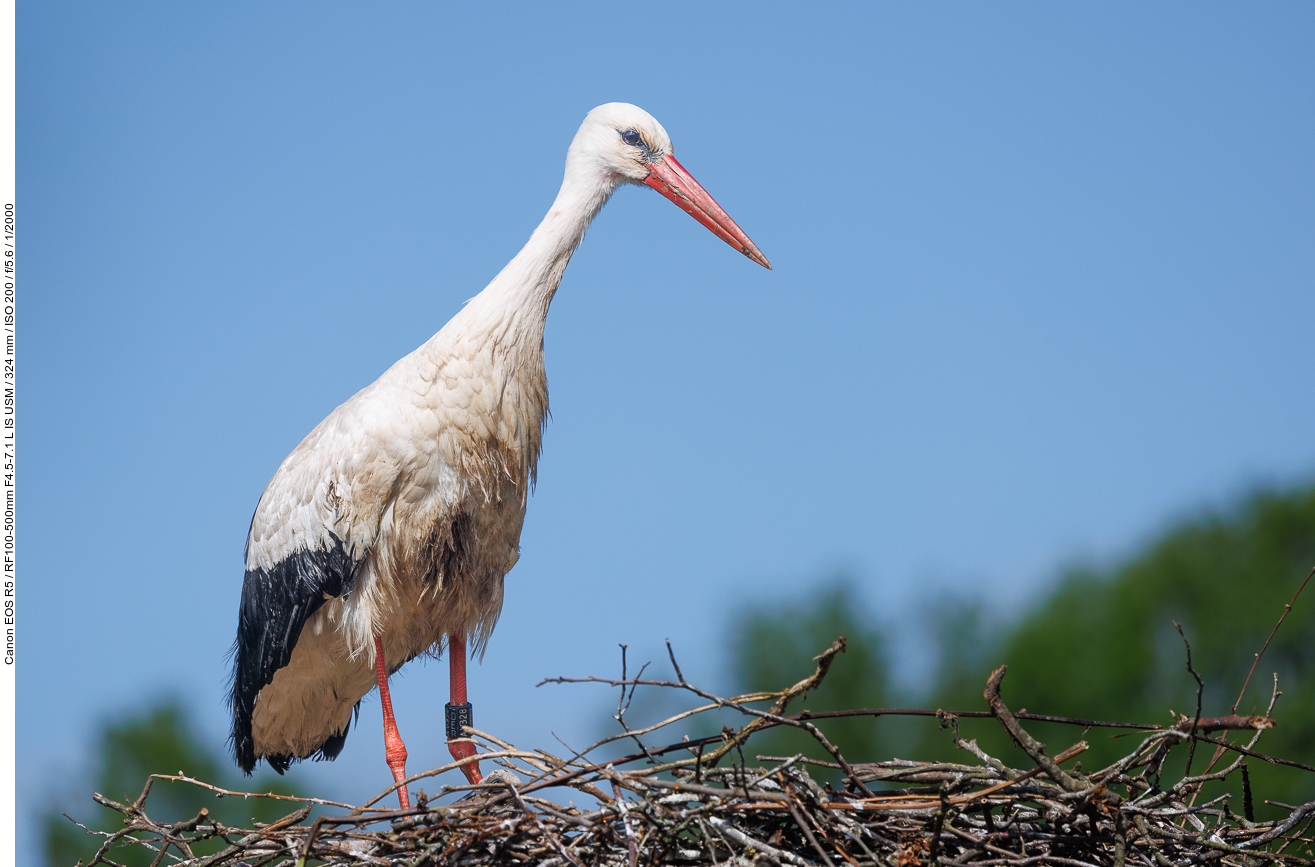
top-left (731, 582), bottom-right (900, 774)
top-left (729, 485), bottom-right (1315, 815)
top-left (42, 698), bottom-right (303, 867)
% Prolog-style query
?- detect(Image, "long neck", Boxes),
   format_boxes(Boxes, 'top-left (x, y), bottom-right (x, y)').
top-left (423, 164), bottom-right (618, 495)
top-left (458, 165), bottom-right (618, 343)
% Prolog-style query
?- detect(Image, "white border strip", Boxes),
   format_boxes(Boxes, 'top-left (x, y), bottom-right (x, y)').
top-left (0, 1), bottom-right (14, 864)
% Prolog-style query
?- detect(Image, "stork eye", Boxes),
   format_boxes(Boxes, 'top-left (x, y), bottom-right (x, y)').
top-left (620, 129), bottom-right (643, 147)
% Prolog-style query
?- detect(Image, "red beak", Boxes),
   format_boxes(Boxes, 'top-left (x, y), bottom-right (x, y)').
top-left (643, 155), bottom-right (772, 270)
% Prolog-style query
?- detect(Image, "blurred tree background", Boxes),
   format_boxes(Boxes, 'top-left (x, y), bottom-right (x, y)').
top-left (42, 699), bottom-right (303, 867)
top-left (730, 484), bottom-right (1315, 819)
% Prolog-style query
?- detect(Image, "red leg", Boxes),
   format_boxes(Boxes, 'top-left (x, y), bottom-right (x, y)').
top-left (373, 636), bottom-right (411, 809)
top-left (447, 633), bottom-right (482, 784)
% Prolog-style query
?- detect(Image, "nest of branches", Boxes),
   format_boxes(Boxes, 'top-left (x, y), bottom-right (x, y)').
top-left (73, 626), bottom-right (1315, 867)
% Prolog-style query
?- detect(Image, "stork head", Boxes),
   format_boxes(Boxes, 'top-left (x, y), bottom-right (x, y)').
top-left (570, 102), bottom-right (771, 270)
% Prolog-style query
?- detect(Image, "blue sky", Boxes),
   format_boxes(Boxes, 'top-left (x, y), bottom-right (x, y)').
top-left (20, 2), bottom-right (1315, 861)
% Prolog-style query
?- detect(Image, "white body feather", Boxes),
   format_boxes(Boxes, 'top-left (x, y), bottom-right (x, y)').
top-left (237, 104), bottom-right (676, 764)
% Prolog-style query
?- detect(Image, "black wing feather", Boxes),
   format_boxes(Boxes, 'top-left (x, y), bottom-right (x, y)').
top-left (228, 531), bottom-right (361, 774)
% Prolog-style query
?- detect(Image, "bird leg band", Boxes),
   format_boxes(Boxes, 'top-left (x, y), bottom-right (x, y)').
top-left (445, 701), bottom-right (474, 739)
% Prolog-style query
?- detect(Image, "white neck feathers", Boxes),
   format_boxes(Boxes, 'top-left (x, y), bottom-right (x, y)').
top-left (458, 156), bottom-right (622, 343)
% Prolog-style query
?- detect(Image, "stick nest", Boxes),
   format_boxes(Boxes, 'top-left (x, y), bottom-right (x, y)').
top-left (74, 638), bottom-right (1315, 867)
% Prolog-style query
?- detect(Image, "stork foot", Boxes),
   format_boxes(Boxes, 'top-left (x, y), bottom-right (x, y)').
top-left (373, 636), bottom-right (412, 810)
top-left (448, 737), bottom-right (483, 785)
top-left (385, 728), bottom-right (411, 809)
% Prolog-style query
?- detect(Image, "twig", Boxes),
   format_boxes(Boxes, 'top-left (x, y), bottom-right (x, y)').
top-left (983, 666), bottom-right (1083, 793)
top-left (708, 815), bottom-right (820, 867)
top-left (146, 773), bottom-right (358, 810)
top-left (1173, 621), bottom-right (1205, 780)
top-left (1234, 566), bottom-right (1314, 714)
top-left (612, 777), bottom-right (638, 867)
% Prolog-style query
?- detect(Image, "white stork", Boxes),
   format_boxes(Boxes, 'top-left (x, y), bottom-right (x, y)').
top-left (229, 103), bottom-right (770, 808)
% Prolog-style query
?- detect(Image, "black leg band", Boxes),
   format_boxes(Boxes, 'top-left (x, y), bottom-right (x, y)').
top-left (445, 702), bottom-right (473, 740)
